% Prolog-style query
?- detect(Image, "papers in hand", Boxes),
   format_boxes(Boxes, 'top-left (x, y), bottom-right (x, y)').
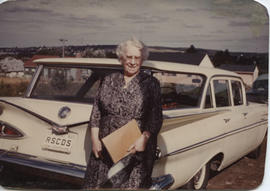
top-left (102, 119), bottom-right (142, 163)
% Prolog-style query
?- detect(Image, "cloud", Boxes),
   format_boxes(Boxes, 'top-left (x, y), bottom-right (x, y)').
top-left (0, 0), bottom-right (268, 52)
top-left (229, 21), bottom-right (251, 27)
top-left (40, 0), bottom-right (50, 5)
top-left (122, 13), bottom-right (168, 24)
top-left (183, 24), bottom-right (203, 29)
top-left (175, 8), bottom-right (194, 12)
top-left (4, 5), bottom-right (51, 13)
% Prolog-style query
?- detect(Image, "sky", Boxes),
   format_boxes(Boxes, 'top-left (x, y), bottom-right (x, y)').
top-left (0, 0), bottom-right (269, 53)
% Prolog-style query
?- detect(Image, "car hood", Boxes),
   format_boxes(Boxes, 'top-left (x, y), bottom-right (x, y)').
top-left (0, 97), bottom-right (92, 126)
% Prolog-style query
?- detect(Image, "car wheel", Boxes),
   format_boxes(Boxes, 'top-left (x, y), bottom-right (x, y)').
top-left (182, 162), bottom-right (210, 190)
top-left (247, 145), bottom-right (261, 159)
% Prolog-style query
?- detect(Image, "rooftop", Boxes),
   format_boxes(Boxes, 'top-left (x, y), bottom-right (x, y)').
top-left (219, 64), bottom-right (256, 73)
top-left (148, 52), bottom-right (207, 65)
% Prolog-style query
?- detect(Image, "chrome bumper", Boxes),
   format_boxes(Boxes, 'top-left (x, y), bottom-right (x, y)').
top-left (0, 149), bottom-right (86, 179)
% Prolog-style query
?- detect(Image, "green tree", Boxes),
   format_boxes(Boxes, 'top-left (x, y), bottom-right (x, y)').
top-left (212, 49), bottom-right (234, 67)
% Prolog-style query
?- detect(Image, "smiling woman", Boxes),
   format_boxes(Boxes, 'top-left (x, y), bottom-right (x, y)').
top-left (83, 38), bottom-right (163, 189)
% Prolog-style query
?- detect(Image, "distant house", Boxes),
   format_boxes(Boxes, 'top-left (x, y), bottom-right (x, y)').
top-left (24, 55), bottom-right (60, 78)
top-left (219, 64), bottom-right (259, 88)
top-left (148, 52), bottom-right (214, 85)
top-left (0, 57), bottom-right (24, 77)
top-left (149, 52), bottom-right (214, 86)
top-left (148, 52), bottom-right (214, 68)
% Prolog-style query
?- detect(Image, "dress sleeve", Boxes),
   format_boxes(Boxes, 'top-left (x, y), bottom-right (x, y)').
top-left (145, 78), bottom-right (163, 136)
top-left (88, 80), bottom-right (103, 129)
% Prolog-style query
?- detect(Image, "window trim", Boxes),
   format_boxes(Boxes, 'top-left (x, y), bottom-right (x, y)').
top-left (230, 79), bottom-right (245, 107)
top-left (212, 77), bottom-right (232, 109)
top-left (210, 76), bottom-right (246, 109)
top-left (203, 83), bottom-right (214, 109)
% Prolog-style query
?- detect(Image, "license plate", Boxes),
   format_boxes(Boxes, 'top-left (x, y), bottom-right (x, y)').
top-left (42, 132), bottom-right (77, 154)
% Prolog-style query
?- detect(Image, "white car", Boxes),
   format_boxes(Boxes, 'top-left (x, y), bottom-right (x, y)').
top-left (0, 58), bottom-right (268, 189)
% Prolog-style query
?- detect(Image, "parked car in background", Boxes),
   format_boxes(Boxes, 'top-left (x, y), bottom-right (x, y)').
top-left (0, 58), bottom-right (268, 189)
top-left (247, 74), bottom-right (268, 104)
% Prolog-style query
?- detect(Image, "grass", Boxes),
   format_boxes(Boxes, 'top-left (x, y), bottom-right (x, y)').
top-left (0, 77), bottom-right (30, 96)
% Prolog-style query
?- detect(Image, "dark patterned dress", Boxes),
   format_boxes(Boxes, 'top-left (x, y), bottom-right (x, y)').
top-left (83, 71), bottom-right (163, 189)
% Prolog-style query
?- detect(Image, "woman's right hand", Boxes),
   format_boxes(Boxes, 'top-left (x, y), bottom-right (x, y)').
top-left (91, 127), bottom-right (102, 158)
top-left (91, 137), bottom-right (102, 158)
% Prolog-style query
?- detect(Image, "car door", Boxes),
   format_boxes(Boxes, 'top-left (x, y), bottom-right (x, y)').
top-left (230, 79), bottom-right (267, 149)
top-left (211, 77), bottom-right (250, 166)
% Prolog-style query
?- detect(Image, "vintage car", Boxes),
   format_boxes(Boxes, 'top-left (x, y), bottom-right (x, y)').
top-left (0, 58), bottom-right (268, 189)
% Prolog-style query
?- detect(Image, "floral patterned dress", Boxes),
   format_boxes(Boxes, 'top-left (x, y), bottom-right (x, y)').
top-left (83, 71), bottom-right (163, 189)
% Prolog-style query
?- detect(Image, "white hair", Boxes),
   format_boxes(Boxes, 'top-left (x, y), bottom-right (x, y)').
top-left (116, 37), bottom-right (149, 61)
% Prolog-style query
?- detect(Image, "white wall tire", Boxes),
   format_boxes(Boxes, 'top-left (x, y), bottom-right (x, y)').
top-left (182, 162), bottom-right (210, 190)
top-left (194, 163), bottom-right (209, 189)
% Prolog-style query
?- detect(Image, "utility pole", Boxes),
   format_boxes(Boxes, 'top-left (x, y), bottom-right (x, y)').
top-left (59, 38), bottom-right (68, 57)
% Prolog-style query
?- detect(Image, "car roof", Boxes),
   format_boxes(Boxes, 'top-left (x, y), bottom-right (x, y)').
top-left (34, 58), bottom-right (239, 78)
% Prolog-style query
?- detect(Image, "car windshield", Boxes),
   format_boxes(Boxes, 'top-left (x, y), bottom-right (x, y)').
top-left (30, 65), bottom-right (206, 108)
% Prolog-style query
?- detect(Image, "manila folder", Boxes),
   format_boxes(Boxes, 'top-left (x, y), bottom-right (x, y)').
top-left (102, 119), bottom-right (141, 163)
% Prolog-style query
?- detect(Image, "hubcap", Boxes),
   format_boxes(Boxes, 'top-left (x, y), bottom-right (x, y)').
top-left (194, 165), bottom-right (206, 189)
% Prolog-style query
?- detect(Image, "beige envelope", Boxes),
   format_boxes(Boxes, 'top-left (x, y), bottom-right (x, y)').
top-left (102, 119), bottom-right (141, 163)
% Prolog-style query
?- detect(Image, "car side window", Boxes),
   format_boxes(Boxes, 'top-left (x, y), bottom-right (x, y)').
top-left (153, 72), bottom-right (205, 110)
top-left (213, 79), bottom-right (231, 107)
top-left (231, 80), bottom-right (243, 106)
top-left (204, 85), bottom-right (213, 108)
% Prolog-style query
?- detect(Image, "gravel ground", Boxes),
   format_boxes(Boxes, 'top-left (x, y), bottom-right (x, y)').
top-left (0, 137), bottom-right (267, 190)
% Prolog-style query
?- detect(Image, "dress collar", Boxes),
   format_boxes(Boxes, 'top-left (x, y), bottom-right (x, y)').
top-left (120, 71), bottom-right (144, 88)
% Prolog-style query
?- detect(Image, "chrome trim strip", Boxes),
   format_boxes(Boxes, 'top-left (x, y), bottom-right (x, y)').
top-left (67, 121), bottom-right (88, 128)
top-left (0, 150), bottom-right (86, 178)
top-left (25, 65), bottom-right (43, 97)
top-left (0, 99), bottom-right (88, 129)
top-left (161, 110), bottom-right (228, 133)
top-left (163, 119), bottom-right (268, 157)
top-left (163, 109), bottom-right (228, 120)
top-left (0, 99), bottom-right (59, 127)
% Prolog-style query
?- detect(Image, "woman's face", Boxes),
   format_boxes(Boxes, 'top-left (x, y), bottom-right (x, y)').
top-left (122, 45), bottom-right (142, 77)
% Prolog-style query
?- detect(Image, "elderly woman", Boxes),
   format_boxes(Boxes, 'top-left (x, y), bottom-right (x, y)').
top-left (83, 38), bottom-right (163, 189)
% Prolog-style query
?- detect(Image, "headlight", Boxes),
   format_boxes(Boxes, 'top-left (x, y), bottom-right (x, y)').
top-left (0, 121), bottom-right (24, 138)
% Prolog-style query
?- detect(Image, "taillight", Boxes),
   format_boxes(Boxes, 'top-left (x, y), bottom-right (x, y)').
top-left (0, 121), bottom-right (23, 138)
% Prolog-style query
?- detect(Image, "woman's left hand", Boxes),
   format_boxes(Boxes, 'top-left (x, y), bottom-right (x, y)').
top-left (128, 131), bottom-right (151, 154)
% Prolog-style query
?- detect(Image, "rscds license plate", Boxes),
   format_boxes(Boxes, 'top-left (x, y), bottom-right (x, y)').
top-left (42, 132), bottom-right (77, 154)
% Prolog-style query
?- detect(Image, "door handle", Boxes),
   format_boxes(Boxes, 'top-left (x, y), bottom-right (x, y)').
top-left (224, 118), bottom-right (230, 123)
